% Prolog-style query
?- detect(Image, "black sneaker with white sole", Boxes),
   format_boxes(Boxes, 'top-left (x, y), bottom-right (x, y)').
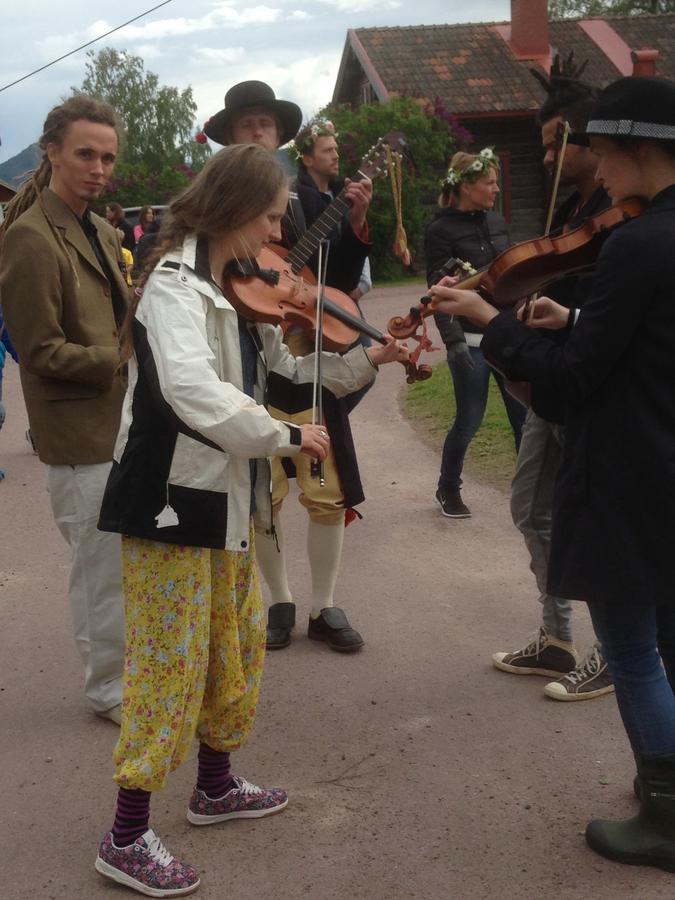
top-left (435, 488), bottom-right (471, 518)
top-left (544, 644), bottom-right (615, 701)
top-left (493, 626), bottom-right (578, 677)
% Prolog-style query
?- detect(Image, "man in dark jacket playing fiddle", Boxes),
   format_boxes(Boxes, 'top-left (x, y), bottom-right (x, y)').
top-left (492, 58), bottom-right (614, 702)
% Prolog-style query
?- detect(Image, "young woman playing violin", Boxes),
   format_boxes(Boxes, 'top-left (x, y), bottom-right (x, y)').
top-left (93, 143), bottom-right (406, 897)
top-left (430, 76), bottom-right (675, 873)
top-left (425, 148), bottom-right (525, 519)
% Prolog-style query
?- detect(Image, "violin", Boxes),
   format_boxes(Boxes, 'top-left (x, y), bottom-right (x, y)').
top-left (223, 246), bottom-right (432, 384)
top-left (388, 197), bottom-right (646, 340)
top-left (223, 129), bottom-right (431, 384)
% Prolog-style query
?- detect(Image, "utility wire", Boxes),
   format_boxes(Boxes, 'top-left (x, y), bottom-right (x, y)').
top-left (0, 0), bottom-right (175, 93)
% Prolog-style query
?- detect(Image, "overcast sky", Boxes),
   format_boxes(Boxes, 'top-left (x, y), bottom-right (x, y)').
top-left (0, 0), bottom-right (511, 163)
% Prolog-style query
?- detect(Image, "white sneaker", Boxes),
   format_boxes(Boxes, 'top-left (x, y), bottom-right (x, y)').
top-left (96, 704), bottom-right (122, 725)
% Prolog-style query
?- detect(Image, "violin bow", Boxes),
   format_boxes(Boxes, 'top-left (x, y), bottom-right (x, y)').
top-left (524, 119), bottom-right (570, 323)
top-left (544, 119), bottom-right (570, 237)
top-left (310, 239), bottom-right (330, 486)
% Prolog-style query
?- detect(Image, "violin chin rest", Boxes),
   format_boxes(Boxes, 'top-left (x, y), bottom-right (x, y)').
top-left (257, 268), bottom-right (280, 286)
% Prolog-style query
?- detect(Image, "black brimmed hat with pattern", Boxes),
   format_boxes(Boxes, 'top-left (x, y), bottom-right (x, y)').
top-left (586, 76), bottom-right (675, 142)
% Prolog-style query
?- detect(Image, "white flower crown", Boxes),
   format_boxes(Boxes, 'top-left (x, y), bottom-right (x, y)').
top-left (291, 118), bottom-right (339, 161)
top-left (441, 147), bottom-right (499, 190)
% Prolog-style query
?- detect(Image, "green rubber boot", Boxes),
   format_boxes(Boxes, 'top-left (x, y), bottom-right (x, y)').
top-left (586, 753), bottom-right (675, 871)
top-left (633, 774), bottom-right (642, 801)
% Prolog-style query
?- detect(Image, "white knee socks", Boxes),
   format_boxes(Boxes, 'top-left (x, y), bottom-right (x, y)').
top-left (307, 520), bottom-right (345, 618)
top-left (255, 518), bottom-right (293, 606)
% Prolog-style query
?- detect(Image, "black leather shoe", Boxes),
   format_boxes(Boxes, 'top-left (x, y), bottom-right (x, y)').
top-left (266, 602), bottom-right (296, 650)
top-left (307, 607), bottom-right (364, 653)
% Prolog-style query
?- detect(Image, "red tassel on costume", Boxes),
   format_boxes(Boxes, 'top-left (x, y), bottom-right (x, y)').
top-left (344, 508), bottom-right (363, 528)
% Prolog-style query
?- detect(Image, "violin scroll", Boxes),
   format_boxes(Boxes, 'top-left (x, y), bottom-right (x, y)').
top-left (403, 361), bottom-right (433, 384)
top-left (388, 296), bottom-right (433, 340)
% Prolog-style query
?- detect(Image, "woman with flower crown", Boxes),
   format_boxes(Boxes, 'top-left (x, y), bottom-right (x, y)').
top-left (425, 147), bottom-right (526, 519)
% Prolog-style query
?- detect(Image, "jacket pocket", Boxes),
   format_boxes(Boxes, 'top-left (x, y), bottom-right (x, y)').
top-left (41, 379), bottom-right (103, 401)
top-left (168, 431), bottom-right (229, 492)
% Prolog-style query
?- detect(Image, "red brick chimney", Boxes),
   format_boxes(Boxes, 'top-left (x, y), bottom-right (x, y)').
top-left (509, 0), bottom-right (549, 59)
top-left (631, 49), bottom-right (659, 76)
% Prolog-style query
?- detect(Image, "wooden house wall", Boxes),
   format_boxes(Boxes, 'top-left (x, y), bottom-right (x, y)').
top-left (461, 115), bottom-right (546, 244)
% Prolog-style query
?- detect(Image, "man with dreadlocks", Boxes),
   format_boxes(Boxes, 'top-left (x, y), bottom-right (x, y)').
top-left (0, 96), bottom-right (129, 723)
top-left (492, 55), bottom-right (614, 701)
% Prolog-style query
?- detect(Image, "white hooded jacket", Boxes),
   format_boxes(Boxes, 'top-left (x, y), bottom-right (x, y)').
top-left (98, 234), bottom-right (376, 551)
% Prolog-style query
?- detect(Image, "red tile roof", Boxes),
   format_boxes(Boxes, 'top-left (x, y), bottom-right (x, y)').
top-left (338, 15), bottom-right (674, 115)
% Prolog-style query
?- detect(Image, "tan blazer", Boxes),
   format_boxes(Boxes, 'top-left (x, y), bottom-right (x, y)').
top-left (0, 188), bottom-right (130, 465)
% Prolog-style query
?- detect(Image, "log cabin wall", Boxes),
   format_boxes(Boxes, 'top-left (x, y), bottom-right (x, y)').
top-left (461, 115), bottom-right (546, 244)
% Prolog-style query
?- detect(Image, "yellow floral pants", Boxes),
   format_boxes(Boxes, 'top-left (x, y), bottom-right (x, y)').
top-left (113, 534), bottom-right (265, 792)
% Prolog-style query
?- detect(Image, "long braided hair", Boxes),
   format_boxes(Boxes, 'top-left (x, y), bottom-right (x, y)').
top-left (119, 143), bottom-right (287, 361)
top-left (0, 95), bottom-right (120, 284)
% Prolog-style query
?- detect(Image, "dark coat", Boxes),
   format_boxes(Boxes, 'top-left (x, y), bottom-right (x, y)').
top-left (273, 168), bottom-right (372, 508)
top-left (424, 207), bottom-right (509, 342)
top-left (528, 186), bottom-right (611, 423)
top-left (283, 168), bottom-right (371, 294)
top-left (482, 185), bottom-right (675, 606)
top-left (546, 186), bottom-right (611, 311)
top-left (118, 218), bottom-right (135, 253)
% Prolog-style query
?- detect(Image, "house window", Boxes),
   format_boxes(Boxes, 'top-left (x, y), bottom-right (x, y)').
top-left (360, 81), bottom-right (375, 106)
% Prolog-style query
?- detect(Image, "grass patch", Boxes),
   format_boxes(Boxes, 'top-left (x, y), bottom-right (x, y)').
top-left (404, 361), bottom-right (518, 492)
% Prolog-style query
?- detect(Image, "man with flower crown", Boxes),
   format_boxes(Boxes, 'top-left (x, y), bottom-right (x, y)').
top-left (204, 83), bottom-right (373, 654)
top-left (287, 118), bottom-right (371, 293)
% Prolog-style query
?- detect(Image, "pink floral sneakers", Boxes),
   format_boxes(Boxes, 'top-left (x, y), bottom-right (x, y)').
top-left (187, 775), bottom-right (288, 825)
top-left (95, 829), bottom-right (200, 897)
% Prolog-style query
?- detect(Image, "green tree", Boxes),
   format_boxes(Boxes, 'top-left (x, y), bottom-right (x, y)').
top-left (97, 161), bottom-right (195, 212)
top-left (316, 97), bottom-right (460, 280)
top-left (549, 0), bottom-right (675, 17)
top-left (73, 48), bottom-right (211, 172)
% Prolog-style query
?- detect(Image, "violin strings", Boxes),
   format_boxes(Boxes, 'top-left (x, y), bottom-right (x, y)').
top-left (237, 229), bottom-right (257, 266)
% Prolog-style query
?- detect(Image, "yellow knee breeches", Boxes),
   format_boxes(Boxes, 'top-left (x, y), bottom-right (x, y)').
top-left (113, 534), bottom-right (265, 792)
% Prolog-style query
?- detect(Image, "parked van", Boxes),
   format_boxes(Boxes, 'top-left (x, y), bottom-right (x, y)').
top-left (123, 205), bottom-right (168, 230)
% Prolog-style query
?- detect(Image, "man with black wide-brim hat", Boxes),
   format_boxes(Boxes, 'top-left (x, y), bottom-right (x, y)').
top-left (204, 80), bottom-right (302, 149)
top-left (204, 81), bottom-right (373, 655)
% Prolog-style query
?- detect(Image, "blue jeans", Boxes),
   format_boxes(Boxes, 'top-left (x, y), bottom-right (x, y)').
top-left (438, 345), bottom-right (526, 492)
top-left (589, 600), bottom-right (675, 756)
